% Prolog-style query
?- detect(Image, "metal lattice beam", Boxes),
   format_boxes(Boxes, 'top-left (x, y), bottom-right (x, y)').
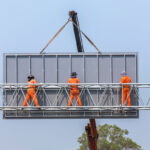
top-left (0, 83), bottom-right (150, 118)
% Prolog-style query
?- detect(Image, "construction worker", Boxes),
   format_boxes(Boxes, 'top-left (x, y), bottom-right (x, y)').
top-left (23, 75), bottom-right (40, 107)
top-left (68, 72), bottom-right (82, 106)
top-left (120, 71), bottom-right (131, 106)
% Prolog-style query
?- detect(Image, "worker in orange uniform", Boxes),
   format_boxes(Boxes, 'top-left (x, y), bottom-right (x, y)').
top-left (23, 75), bottom-right (40, 107)
top-left (120, 71), bottom-right (131, 106)
top-left (68, 72), bottom-right (82, 106)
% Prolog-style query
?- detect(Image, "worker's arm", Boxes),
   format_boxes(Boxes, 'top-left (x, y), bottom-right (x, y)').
top-left (120, 77), bottom-right (125, 90)
top-left (77, 78), bottom-right (80, 83)
top-left (68, 78), bottom-right (71, 89)
top-left (32, 80), bottom-right (38, 88)
top-left (129, 77), bottom-right (131, 83)
top-left (120, 77), bottom-right (124, 84)
top-left (76, 78), bottom-right (80, 89)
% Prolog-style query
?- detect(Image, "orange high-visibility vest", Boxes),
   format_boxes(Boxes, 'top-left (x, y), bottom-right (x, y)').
top-left (120, 76), bottom-right (131, 88)
top-left (27, 79), bottom-right (37, 89)
top-left (68, 78), bottom-right (80, 90)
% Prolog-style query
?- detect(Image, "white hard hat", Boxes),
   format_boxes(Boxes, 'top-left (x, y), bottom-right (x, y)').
top-left (121, 71), bottom-right (127, 75)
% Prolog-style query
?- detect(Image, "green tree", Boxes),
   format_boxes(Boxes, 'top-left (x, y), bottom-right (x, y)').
top-left (77, 124), bottom-right (142, 150)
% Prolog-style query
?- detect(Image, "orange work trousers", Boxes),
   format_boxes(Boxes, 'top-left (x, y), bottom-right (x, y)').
top-left (23, 89), bottom-right (39, 106)
top-left (68, 90), bottom-right (82, 106)
top-left (121, 88), bottom-right (131, 106)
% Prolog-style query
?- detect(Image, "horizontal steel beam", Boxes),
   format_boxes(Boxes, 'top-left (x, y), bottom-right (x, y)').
top-left (0, 106), bottom-right (150, 111)
top-left (4, 52), bottom-right (137, 56)
top-left (1, 83), bottom-right (150, 89)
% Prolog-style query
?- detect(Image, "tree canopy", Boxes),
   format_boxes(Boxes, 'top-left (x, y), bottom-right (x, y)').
top-left (77, 124), bottom-right (142, 150)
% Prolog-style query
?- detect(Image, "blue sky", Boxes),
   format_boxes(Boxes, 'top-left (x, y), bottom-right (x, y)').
top-left (0, 0), bottom-right (150, 149)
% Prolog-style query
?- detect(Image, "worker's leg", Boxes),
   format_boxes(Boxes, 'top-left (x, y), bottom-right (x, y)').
top-left (23, 92), bottom-right (30, 106)
top-left (75, 94), bottom-right (82, 106)
top-left (123, 89), bottom-right (127, 105)
top-left (68, 93), bottom-right (74, 106)
top-left (30, 90), bottom-right (40, 106)
top-left (121, 88), bottom-right (127, 106)
top-left (126, 88), bottom-right (131, 106)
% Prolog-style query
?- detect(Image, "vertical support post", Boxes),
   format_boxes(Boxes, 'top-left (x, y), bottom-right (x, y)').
top-left (121, 84), bottom-right (123, 106)
top-left (43, 55), bottom-right (45, 83)
top-left (135, 54), bottom-right (138, 82)
top-left (29, 55), bottom-right (31, 75)
top-left (110, 55), bottom-right (113, 83)
top-left (83, 54), bottom-right (85, 83)
top-left (124, 54), bottom-right (126, 73)
top-left (16, 55), bottom-right (18, 83)
top-left (16, 55), bottom-right (19, 106)
top-left (56, 55), bottom-right (58, 83)
top-left (42, 55), bottom-right (45, 105)
top-left (70, 54), bottom-right (72, 75)
top-left (97, 54), bottom-right (99, 83)
top-left (4, 54), bottom-right (7, 83)
top-left (110, 55), bottom-right (113, 105)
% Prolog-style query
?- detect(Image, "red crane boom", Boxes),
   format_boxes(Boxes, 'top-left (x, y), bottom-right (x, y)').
top-left (85, 119), bottom-right (98, 150)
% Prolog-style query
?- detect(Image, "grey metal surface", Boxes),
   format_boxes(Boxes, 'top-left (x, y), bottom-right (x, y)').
top-left (3, 53), bottom-right (138, 84)
top-left (3, 52), bottom-right (138, 119)
top-left (45, 55), bottom-right (57, 83)
top-left (3, 109), bottom-right (139, 119)
top-left (99, 55), bottom-right (111, 83)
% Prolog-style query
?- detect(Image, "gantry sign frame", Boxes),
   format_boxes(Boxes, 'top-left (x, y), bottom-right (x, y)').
top-left (3, 52), bottom-right (139, 119)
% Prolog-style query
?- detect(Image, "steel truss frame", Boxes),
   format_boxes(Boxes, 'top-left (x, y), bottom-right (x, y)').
top-left (1, 83), bottom-right (150, 118)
